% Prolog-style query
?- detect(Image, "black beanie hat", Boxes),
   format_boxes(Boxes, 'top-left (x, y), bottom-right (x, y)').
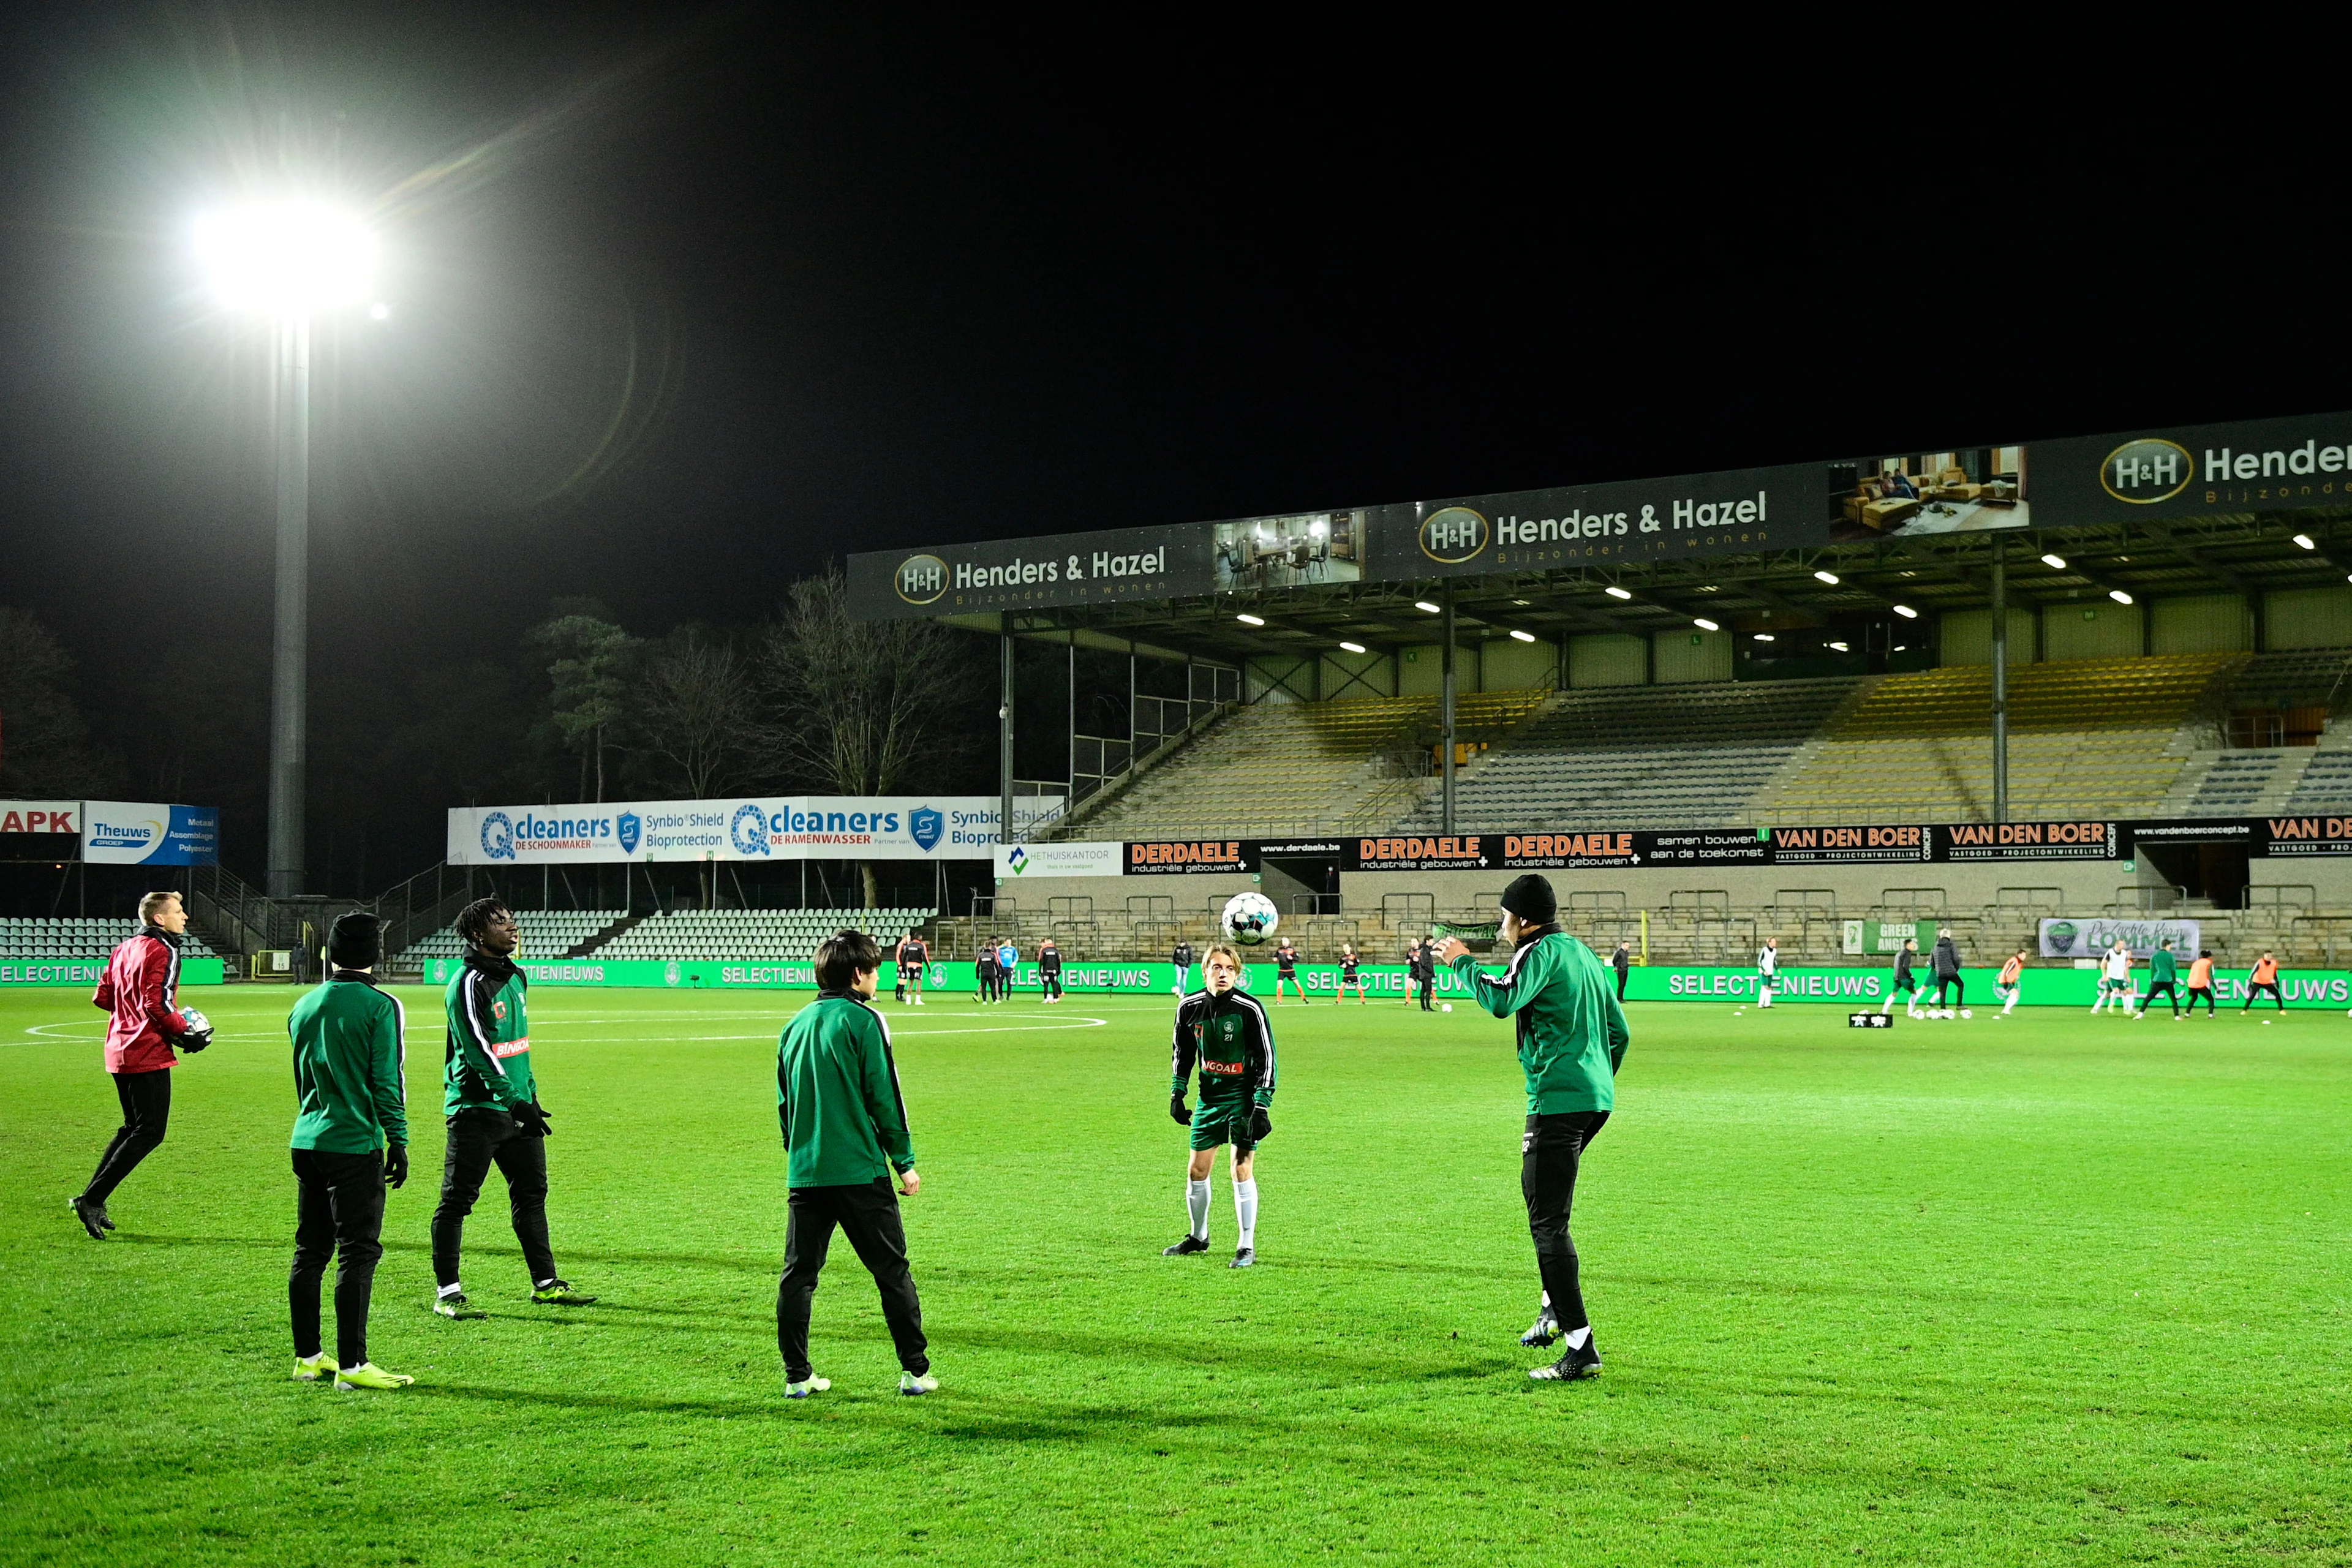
top-left (326, 910), bottom-right (382, 970)
top-left (1499, 873), bottom-right (1557, 924)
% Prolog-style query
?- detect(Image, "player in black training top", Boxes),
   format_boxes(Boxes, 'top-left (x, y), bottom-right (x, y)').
top-left (1335, 942), bottom-right (1366, 1004)
top-left (1272, 938), bottom-right (1303, 1003)
top-left (1037, 937), bottom-right (1063, 1003)
top-left (1171, 939), bottom-right (1194, 999)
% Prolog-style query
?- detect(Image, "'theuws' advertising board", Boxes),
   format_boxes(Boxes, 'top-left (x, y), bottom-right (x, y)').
top-left (80, 802), bottom-right (221, 865)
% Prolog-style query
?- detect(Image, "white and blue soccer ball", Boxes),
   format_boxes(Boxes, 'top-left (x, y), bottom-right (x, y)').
top-left (1220, 891), bottom-right (1280, 946)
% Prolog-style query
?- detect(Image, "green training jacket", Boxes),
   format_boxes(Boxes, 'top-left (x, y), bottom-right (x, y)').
top-left (1450, 928), bottom-right (1629, 1115)
top-left (776, 991), bottom-right (916, 1187)
top-left (2152, 947), bottom-right (2179, 984)
top-left (288, 971), bottom-right (409, 1153)
top-left (443, 951), bottom-right (537, 1116)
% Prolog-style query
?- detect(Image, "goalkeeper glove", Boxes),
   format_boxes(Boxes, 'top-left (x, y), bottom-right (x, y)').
top-left (176, 1008), bottom-right (213, 1052)
top-left (512, 1101), bottom-right (552, 1137)
top-left (384, 1145), bottom-right (409, 1189)
top-left (1248, 1104), bottom-right (1272, 1141)
top-left (1169, 1093), bottom-right (1190, 1126)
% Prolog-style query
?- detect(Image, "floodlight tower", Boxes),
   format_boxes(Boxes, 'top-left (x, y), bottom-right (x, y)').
top-left (196, 203), bottom-right (378, 897)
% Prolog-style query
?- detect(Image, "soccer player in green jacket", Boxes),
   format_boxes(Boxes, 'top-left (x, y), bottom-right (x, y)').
top-left (1439, 873), bottom-right (1628, 1381)
top-left (2136, 938), bottom-right (2183, 1019)
top-left (1163, 942), bottom-right (1276, 1268)
top-left (428, 899), bottom-right (594, 1319)
top-left (775, 929), bottom-right (935, 1397)
top-left (285, 911), bottom-right (413, 1390)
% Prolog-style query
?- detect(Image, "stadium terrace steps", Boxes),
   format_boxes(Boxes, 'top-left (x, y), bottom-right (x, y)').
top-left (394, 908), bottom-right (941, 968)
top-left (403, 910), bottom-right (624, 965)
top-left (1752, 655), bottom-right (2240, 826)
top-left (1076, 689), bottom-right (1553, 839)
top-left (1400, 677), bottom-right (1870, 831)
top-left (2161, 749), bottom-right (2320, 816)
top-left (0, 918), bottom-right (223, 963)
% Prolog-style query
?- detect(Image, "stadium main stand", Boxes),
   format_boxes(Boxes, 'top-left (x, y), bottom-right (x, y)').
top-left (403, 909), bottom-right (625, 965)
top-left (1751, 654), bottom-right (2239, 825)
top-left (1071, 688), bottom-right (1551, 839)
top-left (1399, 677), bottom-right (1868, 831)
top-left (391, 907), bottom-right (938, 970)
top-left (0, 918), bottom-right (224, 964)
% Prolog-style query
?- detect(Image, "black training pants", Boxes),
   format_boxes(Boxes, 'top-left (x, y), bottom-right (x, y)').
top-left (1615, 968), bottom-right (1628, 1001)
top-left (431, 1109), bottom-right (555, 1287)
top-left (290, 1148), bottom-right (386, 1366)
top-left (1417, 976), bottom-right (1434, 1010)
top-left (1042, 973), bottom-right (1062, 1000)
top-left (2245, 981), bottom-right (2285, 1012)
top-left (2186, 985), bottom-right (2216, 1014)
top-left (1933, 974), bottom-right (1964, 1006)
top-left (2144, 980), bottom-right (2180, 1014)
top-left (1523, 1110), bottom-right (1608, 1333)
top-left (83, 1068), bottom-right (172, 1204)
top-left (777, 1177), bottom-right (929, 1381)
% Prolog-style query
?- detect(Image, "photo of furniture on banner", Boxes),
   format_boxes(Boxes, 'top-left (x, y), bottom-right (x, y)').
top-left (1213, 510), bottom-right (1365, 589)
top-left (1828, 446), bottom-right (2030, 538)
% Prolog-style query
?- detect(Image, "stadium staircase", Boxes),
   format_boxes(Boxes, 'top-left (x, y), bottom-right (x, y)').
top-left (1396, 677), bottom-right (1869, 831)
top-left (1751, 654), bottom-right (2241, 826)
top-left (1070, 689), bottom-right (1552, 840)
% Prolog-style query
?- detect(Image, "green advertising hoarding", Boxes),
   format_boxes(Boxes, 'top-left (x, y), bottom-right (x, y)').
top-left (1, 956), bottom-right (226, 988)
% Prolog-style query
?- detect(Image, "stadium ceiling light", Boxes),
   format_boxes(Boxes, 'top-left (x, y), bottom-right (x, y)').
top-left (1752, 633), bottom-right (1775, 642)
top-left (1828, 640), bottom-right (1850, 652)
top-left (1813, 570), bottom-right (1839, 585)
top-left (1603, 586), bottom-right (1634, 600)
top-left (1508, 628), bottom-right (1537, 643)
top-left (1891, 603), bottom-right (1918, 619)
top-left (1693, 617), bottom-right (1719, 632)
top-left (2040, 552), bottom-right (2067, 570)
top-left (1414, 600), bottom-right (1441, 614)
top-left (2294, 533), bottom-right (2316, 549)
top-left (2108, 589), bottom-right (2134, 605)
top-left (1338, 640), bottom-right (1366, 654)
top-left (1235, 613), bottom-right (1265, 626)
top-left (195, 202), bottom-right (377, 312)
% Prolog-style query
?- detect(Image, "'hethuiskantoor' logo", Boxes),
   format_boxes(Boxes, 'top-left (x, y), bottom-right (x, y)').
top-left (1419, 507), bottom-right (1489, 564)
top-left (2100, 438), bottom-right (2195, 505)
top-left (480, 812), bottom-right (516, 861)
top-left (896, 554), bottom-right (948, 604)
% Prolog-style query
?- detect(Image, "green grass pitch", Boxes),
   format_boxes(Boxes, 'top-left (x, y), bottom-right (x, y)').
top-left (5, 982), bottom-right (2351, 1566)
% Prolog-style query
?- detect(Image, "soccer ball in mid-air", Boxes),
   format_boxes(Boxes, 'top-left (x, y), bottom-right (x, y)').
top-left (1221, 891), bottom-right (1280, 946)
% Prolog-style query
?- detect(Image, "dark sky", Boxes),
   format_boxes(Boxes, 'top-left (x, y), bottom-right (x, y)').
top-left (2, 8), bottom-right (2348, 826)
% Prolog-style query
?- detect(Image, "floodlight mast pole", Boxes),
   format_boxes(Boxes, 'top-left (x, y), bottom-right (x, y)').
top-left (1990, 535), bottom-right (2008, 826)
top-left (266, 312), bottom-right (311, 898)
top-left (1440, 586), bottom-right (1457, 834)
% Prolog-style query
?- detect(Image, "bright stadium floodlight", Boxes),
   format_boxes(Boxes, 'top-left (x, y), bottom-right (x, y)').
top-left (1753, 633), bottom-right (1774, 642)
top-left (1604, 586), bottom-right (1633, 600)
top-left (1693, 617), bottom-right (1719, 632)
top-left (1339, 640), bottom-right (1366, 654)
top-left (2294, 533), bottom-right (2316, 549)
top-left (1414, 601), bottom-right (1441, 614)
top-left (1813, 570), bottom-right (1839, 585)
top-left (1236, 613), bottom-right (1265, 627)
top-left (1509, 628), bottom-right (1536, 643)
top-left (1892, 604), bottom-right (1918, 619)
top-left (2109, 589), bottom-right (2133, 605)
top-left (1828, 640), bottom-right (1850, 652)
top-left (195, 202), bottom-right (377, 313)
top-left (2040, 552), bottom-right (2067, 570)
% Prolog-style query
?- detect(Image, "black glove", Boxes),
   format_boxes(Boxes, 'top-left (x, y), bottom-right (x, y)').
top-left (176, 1006), bottom-right (213, 1052)
top-left (384, 1145), bottom-right (409, 1189)
top-left (1170, 1093), bottom-right (1191, 1126)
top-left (1248, 1104), bottom-right (1273, 1142)
top-left (513, 1101), bottom-right (552, 1137)
top-left (178, 1033), bottom-right (210, 1054)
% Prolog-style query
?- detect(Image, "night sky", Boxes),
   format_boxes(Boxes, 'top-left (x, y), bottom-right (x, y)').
top-left (2, 8), bottom-right (2347, 878)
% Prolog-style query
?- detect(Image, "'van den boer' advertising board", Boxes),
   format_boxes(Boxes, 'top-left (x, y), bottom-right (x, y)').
top-left (848, 525), bottom-right (1211, 620)
top-left (79, 802), bottom-right (220, 865)
top-left (1933, 821), bottom-right (2118, 861)
top-left (447, 794), bottom-right (1065, 865)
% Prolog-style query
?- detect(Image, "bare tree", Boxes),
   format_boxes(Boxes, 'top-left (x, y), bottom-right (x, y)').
top-left (759, 568), bottom-right (986, 906)
top-left (638, 630), bottom-right (755, 798)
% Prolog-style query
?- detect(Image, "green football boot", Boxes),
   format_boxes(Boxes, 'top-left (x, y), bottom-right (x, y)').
top-left (434, 1292), bottom-right (487, 1319)
top-left (334, 1362), bottom-right (415, 1390)
top-left (292, 1352), bottom-right (338, 1382)
top-left (899, 1371), bottom-right (940, 1396)
top-left (785, 1375), bottom-right (831, 1400)
top-left (531, 1280), bottom-right (597, 1305)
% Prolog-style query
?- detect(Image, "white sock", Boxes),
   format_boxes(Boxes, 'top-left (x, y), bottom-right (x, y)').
top-left (1234, 1178), bottom-right (1258, 1250)
top-left (1186, 1179), bottom-right (1212, 1241)
top-left (438, 1281), bottom-right (463, 1299)
top-left (1880, 993), bottom-right (1894, 1014)
top-left (1562, 1324), bottom-right (1592, 1351)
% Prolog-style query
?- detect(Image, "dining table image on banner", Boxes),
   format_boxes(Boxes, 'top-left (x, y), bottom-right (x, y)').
top-left (447, 794), bottom-right (1066, 864)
